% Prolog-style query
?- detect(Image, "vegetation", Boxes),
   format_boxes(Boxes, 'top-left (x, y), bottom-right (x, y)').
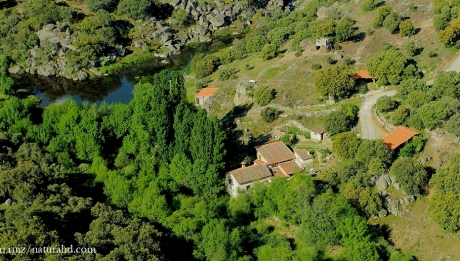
top-left (261, 107), bottom-right (281, 123)
top-left (254, 86), bottom-right (275, 106)
top-left (314, 66), bottom-right (356, 99)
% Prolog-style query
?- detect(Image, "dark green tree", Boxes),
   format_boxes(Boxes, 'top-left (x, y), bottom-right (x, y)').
top-left (314, 66), bottom-right (356, 99)
top-left (389, 157), bottom-right (428, 195)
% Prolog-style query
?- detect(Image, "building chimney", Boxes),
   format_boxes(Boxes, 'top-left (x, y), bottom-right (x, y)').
top-left (307, 151), bottom-right (310, 155)
top-left (241, 161), bottom-right (247, 168)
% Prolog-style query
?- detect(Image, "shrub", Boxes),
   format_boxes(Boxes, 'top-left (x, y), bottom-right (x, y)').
top-left (383, 12), bottom-right (402, 33)
top-left (261, 107), bottom-right (281, 123)
top-left (326, 56), bottom-right (335, 64)
top-left (261, 44), bottom-right (277, 60)
top-left (392, 107), bottom-right (410, 125)
top-left (373, 6), bottom-right (393, 28)
top-left (254, 86), bottom-right (275, 106)
top-left (217, 67), bottom-right (237, 81)
top-left (400, 20), bottom-right (415, 37)
top-left (362, 0), bottom-right (379, 11)
top-left (376, 96), bottom-right (398, 113)
top-left (311, 63), bottom-right (322, 70)
top-left (246, 36), bottom-right (268, 53)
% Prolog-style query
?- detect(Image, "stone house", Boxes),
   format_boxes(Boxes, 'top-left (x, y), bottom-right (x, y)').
top-left (195, 87), bottom-right (218, 107)
top-left (311, 126), bottom-right (326, 141)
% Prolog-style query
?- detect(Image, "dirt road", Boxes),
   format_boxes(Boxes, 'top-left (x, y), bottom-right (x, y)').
top-left (358, 89), bottom-right (397, 139)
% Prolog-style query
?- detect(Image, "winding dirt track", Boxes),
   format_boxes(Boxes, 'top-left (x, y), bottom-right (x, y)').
top-left (358, 89), bottom-right (397, 139)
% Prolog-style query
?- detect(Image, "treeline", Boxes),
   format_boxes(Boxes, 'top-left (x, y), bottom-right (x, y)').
top-left (0, 68), bottom-right (420, 260)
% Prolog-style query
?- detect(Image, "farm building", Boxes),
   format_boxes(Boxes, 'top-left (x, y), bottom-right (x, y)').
top-left (383, 126), bottom-right (418, 150)
top-left (195, 87), bottom-right (218, 106)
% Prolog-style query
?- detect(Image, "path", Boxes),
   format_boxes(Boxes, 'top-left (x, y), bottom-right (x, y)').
top-left (358, 89), bottom-right (397, 139)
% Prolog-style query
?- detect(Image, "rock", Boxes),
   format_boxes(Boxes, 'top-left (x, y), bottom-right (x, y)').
top-left (393, 182), bottom-right (400, 190)
top-left (134, 40), bottom-right (142, 48)
top-left (385, 198), bottom-right (401, 216)
top-left (66, 27), bottom-right (71, 35)
top-left (8, 65), bottom-right (22, 74)
top-left (37, 62), bottom-right (57, 76)
top-left (383, 174), bottom-right (392, 185)
top-left (76, 70), bottom-right (89, 81)
top-left (90, 68), bottom-right (102, 76)
top-left (195, 25), bottom-right (209, 36)
top-left (403, 195), bottom-right (415, 204)
top-left (171, 0), bottom-right (181, 8)
top-left (455, 136), bottom-right (460, 143)
top-left (376, 176), bottom-right (389, 191)
top-left (335, 54), bottom-right (342, 60)
top-left (4, 198), bottom-right (12, 206)
top-left (436, 160), bottom-right (443, 168)
top-left (421, 157), bottom-right (428, 164)
top-left (43, 24), bottom-right (55, 31)
top-left (59, 24), bottom-right (68, 32)
top-left (378, 208), bottom-right (388, 217)
top-left (115, 45), bottom-right (126, 57)
top-left (209, 13), bottom-right (226, 27)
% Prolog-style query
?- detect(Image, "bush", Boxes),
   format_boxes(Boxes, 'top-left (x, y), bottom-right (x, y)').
top-left (193, 54), bottom-right (220, 79)
top-left (217, 67), bottom-right (237, 81)
top-left (373, 6), bottom-right (393, 28)
top-left (261, 44), bottom-right (277, 60)
top-left (261, 107), bottom-right (281, 123)
top-left (362, 0), bottom-right (379, 11)
top-left (399, 20), bottom-right (415, 37)
top-left (383, 12), bottom-right (402, 33)
top-left (246, 36), bottom-right (268, 53)
top-left (376, 96), bottom-right (398, 113)
top-left (342, 57), bottom-right (355, 65)
top-left (254, 86), bottom-right (275, 106)
top-left (311, 63), bottom-right (322, 70)
top-left (392, 107), bottom-right (410, 125)
top-left (326, 56), bottom-right (336, 64)
top-left (117, 0), bottom-right (155, 20)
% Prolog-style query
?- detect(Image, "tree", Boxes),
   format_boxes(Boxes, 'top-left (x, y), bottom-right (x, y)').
top-left (260, 44), bottom-right (277, 60)
top-left (335, 17), bottom-right (355, 42)
top-left (392, 106), bottom-right (410, 125)
top-left (117, 0), bottom-right (155, 20)
top-left (434, 8), bottom-right (451, 31)
top-left (397, 79), bottom-right (427, 99)
top-left (314, 66), bottom-right (356, 99)
top-left (446, 113), bottom-right (460, 136)
top-left (254, 86), bottom-right (275, 106)
top-left (438, 24), bottom-right (460, 46)
top-left (0, 74), bottom-right (14, 95)
top-left (430, 71), bottom-right (460, 99)
top-left (373, 6), bottom-right (393, 28)
top-left (389, 252), bottom-right (416, 261)
top-left (417, 101), bottom-right (453, 130)
top-left (193, 54), bottom-right (220, 79)
top-left (324, 109), bottom-right (353, 136)
top-left (246, 36), bottom-right (268, 53)
top-left (333, 132), bottom-right (361, 158)
top-left (195, 219), bottom-right (230, 261)
top-left (383, 12), bottom-right (402, 33)
top-left (389, 157), bottom-right (428, 195)
top-left (356, 140), bottom-right (392, 165)
top-left (429, 191), bottom-right (460, 232)
top-left (316, 20), bottom-right (336, 37)
top-left (85, 0), bottom-right (118, 12)
top-left (430, 154), bottom-right (460, 194)
top-left (362, 0), bottom-right (379, 11)
top-left (406, 91), bottom-right (432, 108)
top-left (400, 20), bottom-right (415, 37)
top-left (261, 107), bottom-right (281, 123)
top-left (367, 48), bottom-right (419, 86)
top-left (343, 184), bottom-right (383, 218)
top-left (376, 96), bottom-right (398, 113)
top-left (398, 136), bottom-right (425, 157)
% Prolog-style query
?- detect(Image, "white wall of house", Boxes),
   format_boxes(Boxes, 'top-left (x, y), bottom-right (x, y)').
top-left (195, 96), bottom-right (211, 106)
top-left (311, 132), bottom-right (323, 141)
top-left (225, 173), bottom-right (270, 197)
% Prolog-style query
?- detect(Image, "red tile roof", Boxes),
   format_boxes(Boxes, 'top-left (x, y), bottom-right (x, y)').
top-left (256, 141), bottom-right (296, 164)
top-left (352, 70), bottom-right (376, 80)
top-left (253, 160), bottom-right (266, 165)
top-left (229, 165), bottom-right (272, 184)
top-left (279, 161), bottom-right (301, 176)
top-left (383, 126), bottom-right (418, 150)
top-left (195, 87), bottom-right (219, 97)
top-left (271, 167), bottom-right (286, 177)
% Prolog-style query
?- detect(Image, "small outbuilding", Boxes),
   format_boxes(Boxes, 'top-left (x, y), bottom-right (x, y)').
top-left (195, 87), bottom-right (219, 106)
top-left (315, 38), bottom-right (334, 52)
top-left (352, 70), bottom-right (376, 83)
top-left (311, 126), bottom-right (326, 141)
top-left (294, 149), bottom-right (315, 167)
top-left (383, 126), bottom-right (418, 150)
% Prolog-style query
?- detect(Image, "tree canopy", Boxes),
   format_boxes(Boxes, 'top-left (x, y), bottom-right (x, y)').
top-left (314, 66), bottom-right (356, 99)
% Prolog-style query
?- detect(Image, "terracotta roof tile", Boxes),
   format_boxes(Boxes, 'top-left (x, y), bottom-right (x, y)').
top-left (195, 87), bottom-right (219, 97)
top-left (271, 167), bottom-right (286, 177)
top-left (229, 165), bottom-right (272, 184)
top-left (294, 149), bottom-right (314, 160)
top-left (253, 160), bottom-right (266, 165)
top-left (383, 126), bottom-right (418, 150)
top-left (279, 161), bottom-right (302, 176)
top-left (256, 141), bottom-right (296, 164)
top-left (352, 70), bottom-right (376, 80)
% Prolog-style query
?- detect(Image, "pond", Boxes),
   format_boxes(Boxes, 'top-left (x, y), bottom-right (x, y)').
top-left (10, 38), bottom-right (235, 106)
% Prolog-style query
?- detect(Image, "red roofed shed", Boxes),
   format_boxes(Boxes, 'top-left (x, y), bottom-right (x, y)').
top-left (383, 126), bottom-right (418, 150)
top-left (195, 87), bottom-right (219, 106)
top-left (352, 70), bottom-right (376, 83)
